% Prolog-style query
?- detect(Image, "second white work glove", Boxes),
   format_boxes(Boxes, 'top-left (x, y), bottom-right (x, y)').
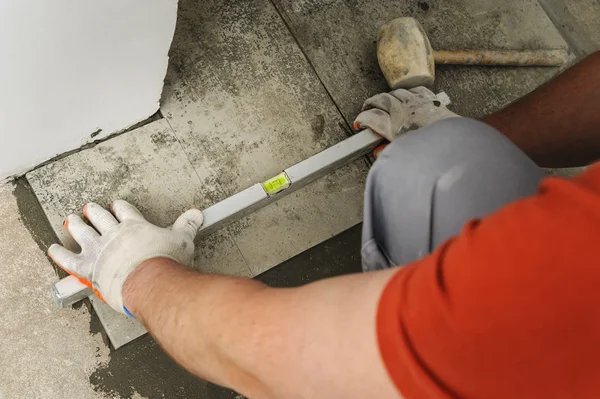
top-left (48, 200), bottom-right (204, 315)
top-left (353, 86), bottom-right (459, 142)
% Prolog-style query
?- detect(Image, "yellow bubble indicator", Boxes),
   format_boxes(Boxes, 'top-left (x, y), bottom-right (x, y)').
top-left (262, 172), bottom-right (291, 196)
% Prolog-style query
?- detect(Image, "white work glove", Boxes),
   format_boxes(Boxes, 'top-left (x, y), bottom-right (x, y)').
top-left (48, 200), bottom-right (204, 315)
top-left (353, 86), bottom-right (459, 142)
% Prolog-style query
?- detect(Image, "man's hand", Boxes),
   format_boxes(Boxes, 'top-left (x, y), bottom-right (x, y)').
top-left (48, 200), bottom-right (204, 315)
top-left (354, 86), bottom-right (458, 142)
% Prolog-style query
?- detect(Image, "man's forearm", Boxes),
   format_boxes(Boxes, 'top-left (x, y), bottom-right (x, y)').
top-left (123, 258), bottom-right (400, 399)
top-left (484, 51), bottom-right (600, 168)
top-left (123, 258), bottom-right (272, 397)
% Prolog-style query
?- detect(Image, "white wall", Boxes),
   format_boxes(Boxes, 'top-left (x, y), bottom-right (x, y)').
top-left (0, 0), bottom-right (178, 180)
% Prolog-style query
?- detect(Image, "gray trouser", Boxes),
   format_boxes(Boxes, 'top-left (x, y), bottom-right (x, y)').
top-left (362, 118), bottom-right (545, 271)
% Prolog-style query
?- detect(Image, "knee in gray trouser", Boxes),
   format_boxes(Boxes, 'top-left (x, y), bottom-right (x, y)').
top-left (361, 118), bottom-right (544, 271)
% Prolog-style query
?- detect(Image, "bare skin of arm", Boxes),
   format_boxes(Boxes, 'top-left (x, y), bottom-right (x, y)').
top-left (484, 51), bottom-right (600, 168)
top-left (123, 258), bottom-right (402, 399)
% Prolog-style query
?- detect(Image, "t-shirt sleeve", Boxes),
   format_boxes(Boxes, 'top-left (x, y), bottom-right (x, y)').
top-left (377, 164), bottom-right (600, 399)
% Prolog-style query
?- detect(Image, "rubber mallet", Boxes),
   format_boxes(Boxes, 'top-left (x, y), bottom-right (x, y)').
top-left (377, 17), bottom-right (569, 89)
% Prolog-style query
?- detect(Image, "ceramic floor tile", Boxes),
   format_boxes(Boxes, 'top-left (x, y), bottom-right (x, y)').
top-left (564, 0), bottom-right (600, 51)
top-left (27, 119), bottom-right (204, 247)
top-left (539, 0), bottom-right (600, 58)
top-left (27, 119), bottom-right (251, 348)
top-left (194, 228), bottom-right (253, 278)
top-left (233, 162), bottom-right (367, 276)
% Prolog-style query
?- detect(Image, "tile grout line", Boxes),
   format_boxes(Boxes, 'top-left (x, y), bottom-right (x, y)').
top-left (160, 110), bottom-right (207, 189)
top-left (266, 0), bottom-right (375, 170)
top-left (232, 235), bottom-right (254, 277)
top-left (159, 110), bottom-right (240, 209)
top-left (266, 0), bottom-right (355, 138)
top-left (161, 111), bottom-right (253, 272)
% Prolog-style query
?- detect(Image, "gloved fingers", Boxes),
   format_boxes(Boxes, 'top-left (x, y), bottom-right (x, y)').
top-left (361, 93), bottom-right (397, 113)
top-left (111, 200), bottom-right (146, 222)
top-left (65, 214), bottom-right (100, 249)
top-left (354, 109), bottom-right (393, 142)
top-left (48, 244), bottom-right (91, 282)
top-left (83, 203), bottom-right (118, 235)
top-left (407, 86), bottom-right (437, 100)
top-left (389, 88), bottom-right (416, 103)
top-left (172, 208), bottom-right (204, 240)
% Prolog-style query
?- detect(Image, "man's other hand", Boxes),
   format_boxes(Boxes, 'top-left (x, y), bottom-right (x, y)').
top-left (354, 86), bottom-right (458, 142)
top-left (48, 200), bottom-right (204, 315)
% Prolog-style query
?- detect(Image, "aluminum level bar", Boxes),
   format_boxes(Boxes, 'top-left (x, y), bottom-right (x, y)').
top-left (52, 129), bottom-right (384, 308)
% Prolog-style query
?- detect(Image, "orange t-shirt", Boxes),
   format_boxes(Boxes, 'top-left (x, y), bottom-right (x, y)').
top-left (377, 163), bottom-right (600, 398)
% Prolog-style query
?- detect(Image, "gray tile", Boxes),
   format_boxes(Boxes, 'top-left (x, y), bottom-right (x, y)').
top-left (162, 0), bottom-right (369, 274)
top-left (27, 119), bottom-right (251, 348)
top-left (539, 0), bottom-right (600, 58)
top-left (546, 166), bottom-right (588, 178)
top-left (271, 0), bottom-right (569, 120)
top-left (195, 228), bottom-right (253, 277)
top-left (27, 119), bottom-right (205, 247)
top-left (234, 163), bottom-right (366, 276)
top-left (564, 0), bottom-right (600, 51)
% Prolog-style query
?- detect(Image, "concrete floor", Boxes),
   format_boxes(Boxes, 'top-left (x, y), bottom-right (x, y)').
top-left (1, 0), bottom-right (599, 397)
top-left (0, 181), bottom-right (108, 398)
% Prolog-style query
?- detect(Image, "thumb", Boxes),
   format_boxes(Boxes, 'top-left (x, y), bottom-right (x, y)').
top-left (172, 208), bottom-right (204, 240)
top-left (373, 144), bottom-right (389, 159)
top-left (354, 109), bottom-right (393, 142)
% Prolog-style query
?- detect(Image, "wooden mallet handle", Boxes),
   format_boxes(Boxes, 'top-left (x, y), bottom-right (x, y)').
top-left (433, 49), bottom-right (569, 66)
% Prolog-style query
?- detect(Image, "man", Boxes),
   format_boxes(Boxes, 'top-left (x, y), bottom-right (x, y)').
top-left (49, 51), bottom-right (600, 399)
